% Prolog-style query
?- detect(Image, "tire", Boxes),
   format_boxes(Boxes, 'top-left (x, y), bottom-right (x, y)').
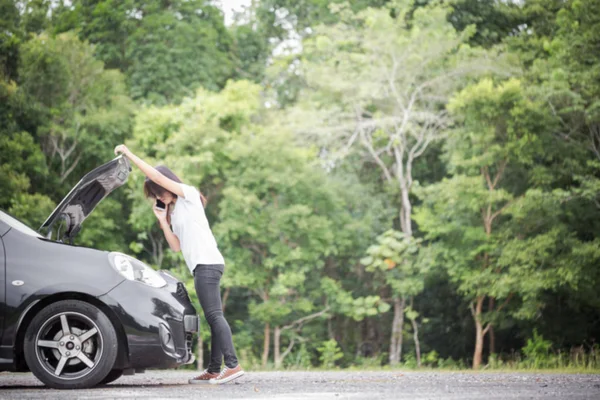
top-left (100, 369), bottom-right (124, 385)
top-left (23, 300), bottom-right (118, 389)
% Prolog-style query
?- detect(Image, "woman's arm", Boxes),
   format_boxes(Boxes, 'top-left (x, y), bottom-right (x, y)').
top-left (160, 220), bottom-right (181, 252)
top-left (114, 144), bottom-right (184, 198)
top-left (153, 206), bottom-right (181, 252)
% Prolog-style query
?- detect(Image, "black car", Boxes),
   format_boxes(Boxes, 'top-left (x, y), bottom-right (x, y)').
top-left (0, 155), bottom-right (199, 389)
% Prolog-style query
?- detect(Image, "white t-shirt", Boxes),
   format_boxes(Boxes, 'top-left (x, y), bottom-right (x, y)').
top-left (170, 183), bottom-right (225, 273)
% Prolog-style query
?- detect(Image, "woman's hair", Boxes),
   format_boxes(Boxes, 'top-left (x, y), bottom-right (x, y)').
top-left (143, 165), bottom-right (207, 207)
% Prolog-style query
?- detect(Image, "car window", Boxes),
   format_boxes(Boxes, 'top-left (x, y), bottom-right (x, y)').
top-left (0, 211), bottom-right (43, 238)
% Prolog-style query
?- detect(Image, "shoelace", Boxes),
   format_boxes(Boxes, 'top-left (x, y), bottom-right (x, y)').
top-left (216, 367), bottom-right (229, 379)
top-left (195, 369), bottom-right (210, 379)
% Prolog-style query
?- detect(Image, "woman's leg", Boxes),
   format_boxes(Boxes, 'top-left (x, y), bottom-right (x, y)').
top-left (194, 264), bottom-right (239, 370)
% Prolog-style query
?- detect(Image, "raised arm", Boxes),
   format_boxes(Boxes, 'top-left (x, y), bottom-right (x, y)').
top-left (114, 144), bottom-right (184, 198)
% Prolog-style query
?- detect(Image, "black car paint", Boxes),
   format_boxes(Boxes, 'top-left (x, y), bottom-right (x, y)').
top-left (0, 220), bottom-right (198, 373)
top-left (0, 224), bottom-right (121, 367)
top-left (98, 273), bottom-right (196, 369)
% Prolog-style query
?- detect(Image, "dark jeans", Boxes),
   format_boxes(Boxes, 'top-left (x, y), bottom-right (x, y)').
top-left (194, 264), bottom-right (238, 372)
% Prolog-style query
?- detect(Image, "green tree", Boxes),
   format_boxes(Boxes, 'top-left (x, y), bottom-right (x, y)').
top-left (286, 0), bottom-right (501, 365)
top-left (505, 0), bottom-right (600, 350)
top-left (254, 0), bottom-right (521, 48)
top-left (216, 126), bottom-right (393, 367)
top-left (231, 23), bottom-right (270, 83)
top-left (361, 230), bottom-right (434, 366)
top-left (421, 0), bottom-right (523, 48)
top-left (414, 77), bottom-right (599, 368)
top-left (11, 32), bottom-right (135, 249)
top-left (19, 32), bottom-right (134, 185)
top-left (254, 0), bottom-right (521, 107)
top-left (0, 0), bottom-right (21, 80)
top-left (0, 129), bottom-right (49, 211)
top-left (537, 0), bottom-right (600, 208)
top-left (53, 0), bottom-right (237, 104)
top-left (0, 74), bottom-right (51, 214)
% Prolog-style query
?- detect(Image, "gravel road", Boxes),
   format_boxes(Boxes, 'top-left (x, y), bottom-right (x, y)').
top-left (1, 370), bottom-right (599, 399)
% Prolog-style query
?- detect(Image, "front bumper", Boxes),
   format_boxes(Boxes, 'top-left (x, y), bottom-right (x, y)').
top-left (98, 271), bottom-right (199, 370)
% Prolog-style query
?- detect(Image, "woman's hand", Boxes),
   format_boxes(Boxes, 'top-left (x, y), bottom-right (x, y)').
top-left (153, 203), bottom-right (180, 251)
top-left (114, 144), bottom-right (132, 158)
top-left (153, 205), bottom-right (168, 226)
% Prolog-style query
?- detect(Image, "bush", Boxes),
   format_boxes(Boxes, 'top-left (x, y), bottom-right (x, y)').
top-left (402, 354), bottom-right (417, 368)
top-left (284, 343), bottom-right (313, 370)
top-left (437, 356), bottom-right (466, 369)
top-left (521, 329), bottom-right (553, 368)
top-left (422, 350), bottom-right (439, 367)
top-left (354, 354), bottom-right (387, 369)
top-left (318, 339), bottom-right (344, 369)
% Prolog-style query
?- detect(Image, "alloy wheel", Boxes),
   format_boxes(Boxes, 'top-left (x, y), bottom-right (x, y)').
top-left (34, 311), bottom-right (103, 380)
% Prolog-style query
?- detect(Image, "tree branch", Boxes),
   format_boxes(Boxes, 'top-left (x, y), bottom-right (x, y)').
top-left (281, 307), bottom-right (330, 331)
top-left (490, 199), bottom-right (516, 223)
top-left (482, 166), bottom-right (493, 190)
top-left (361, 130), bottom-right (393, 183)
top-left (491, 160), bottom-right (508, 189)
top-left (60, 152), bottom-right (82, 182)
top-left (482, 322), bottom-right (492, 336)
top-left (494, 293), bottom-right (514, 314)
top-left (280, 336), bottom-right (296, 361)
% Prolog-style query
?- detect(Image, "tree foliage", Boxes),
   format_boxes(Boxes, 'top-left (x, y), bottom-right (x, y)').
top-left (1, 0), bottom-right (599, 371)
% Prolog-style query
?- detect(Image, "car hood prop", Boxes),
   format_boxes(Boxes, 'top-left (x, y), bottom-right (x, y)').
top-left (41, 155), bottom-right (131, 242)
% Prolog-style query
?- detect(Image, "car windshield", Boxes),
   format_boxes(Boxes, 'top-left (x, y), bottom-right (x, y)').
top-left (0, 211), bottom-right (43, 238)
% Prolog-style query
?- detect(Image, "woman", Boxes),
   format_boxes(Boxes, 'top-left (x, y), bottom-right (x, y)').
top-left (114, 144), bottom-right (244, 385)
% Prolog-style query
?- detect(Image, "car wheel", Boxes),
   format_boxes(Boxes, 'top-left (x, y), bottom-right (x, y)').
top-left (23, 300), bottom-right (118, 389)
top-left (100, 369), bottom-right (124, 385)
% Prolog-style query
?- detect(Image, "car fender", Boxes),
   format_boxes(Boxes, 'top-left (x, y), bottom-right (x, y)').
top-left (12, 281), bottom-right (125, 344)
top-left (1, 229), bottom-right (126, 352)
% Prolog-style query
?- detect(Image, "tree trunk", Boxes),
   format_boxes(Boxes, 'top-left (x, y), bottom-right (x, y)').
top-left (473, 318), bottom-right (484, 369)
top-left (489, 326), bottom-right (495, 359)
top-left (475, 162), bottom-right (507, 369)
top-left (488, 297), bottom-right (496, 356)
top-left (411, 317), bottom-right (421, 367)
top-left (389, 296), bottom-right (406, 365)
top-left (222, 287), bottom-right (231, 313)
top-left (328, 317), bottom-right (334, 340)
top-left (197, 333), bottom-right (204, 370)
top-left (400, 189), bottom-right (413, 237)
top-left (274, 326), bottom-right (281, 369)
top-left (409, 297), bottom-right (421, 367)
top-left (472, 296), bottom-right (488, 369)
top-left (262, 322), bottom-right (270, 368)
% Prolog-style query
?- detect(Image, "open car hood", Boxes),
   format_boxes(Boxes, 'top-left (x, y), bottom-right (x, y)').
top-left (41, 155), bottom-right (131, 242)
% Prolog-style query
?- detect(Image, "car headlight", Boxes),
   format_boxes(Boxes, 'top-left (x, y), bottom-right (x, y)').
top-left (108, 252), bottom-right (167, 288)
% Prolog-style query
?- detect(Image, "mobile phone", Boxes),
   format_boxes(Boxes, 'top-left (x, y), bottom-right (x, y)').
top-left (155, 199), bottom-right (166, 210)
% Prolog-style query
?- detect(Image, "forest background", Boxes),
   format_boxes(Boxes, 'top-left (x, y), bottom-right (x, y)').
top-left (1, 0), bottom-right (600, 371)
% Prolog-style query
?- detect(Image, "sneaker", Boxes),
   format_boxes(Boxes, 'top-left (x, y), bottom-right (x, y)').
top-left (209, 365), bottom-right (244, 385)
top-left (188, 369), bottom-right (219, 384)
